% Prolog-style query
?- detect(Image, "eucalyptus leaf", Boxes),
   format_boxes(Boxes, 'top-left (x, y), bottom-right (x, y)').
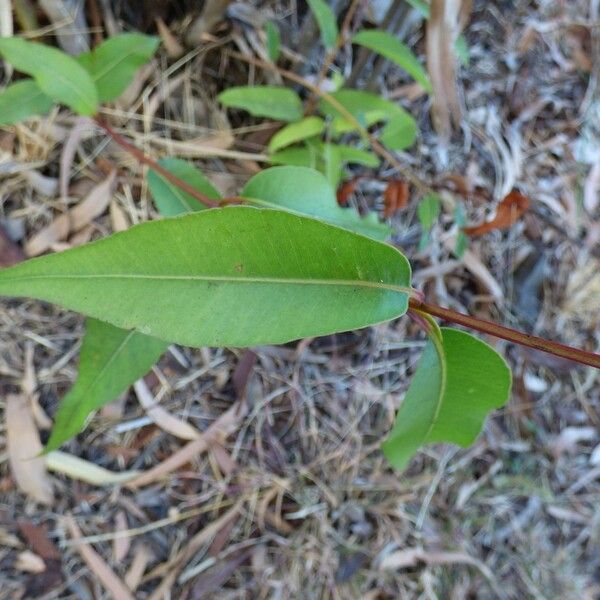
top-left (268, 117), bottom-right (325, 153)
top-left (353, 30), bottom-right (431, 92)
top-left (219, 86), bottom-right (303, 122)
top-left (148, 157), bottom-right (222, 216)
top-left (382, 328), bottom-right (511, 469)
top-left (0, 37), bottom-right (97, 115)
top-left (0, 80), bottom-right (54, 125)
top-left (46, 319), bottom-right (168, 451)
top-left (241, 166), bottom-right (392, 241)
top-left (307, 0), bottom-right (338, 48)
top-left (0, 207), bottom-right (411, 347)
top-left (77, 33), bottom-right (159, 102)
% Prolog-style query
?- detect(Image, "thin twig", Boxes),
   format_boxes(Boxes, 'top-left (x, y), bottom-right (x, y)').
top-left (409, 299), bottom-right (600, 369)
top-left (94, 117), bottom-right (220, 209)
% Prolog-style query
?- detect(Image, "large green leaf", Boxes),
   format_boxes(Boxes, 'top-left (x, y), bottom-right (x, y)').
top-left (0, 37), bottom-right (97, 115)
top-left (241, 166), bottom-right (392, 241)
top-left (307, 0), bottom-right (338, 48)
top-left (353, 30), bottom-right (432, 92)
top-left (0, 80), bottom-right (54, 125)
top-left (0, 207), bottom-right (411, 347)
top-left (147, 157), bottom-right (222, 216)
top-left (319, 89), bottom-right (417, 150)
top-left (77, 33), bottom-right (159, 102)
top-left (219, 86), bottom-right (303, 122)
top-left (46, 319), bottom-right (168, 451)
top-left (268, 117), bottom-right (325, 153)
top-left (382, 328), bottom-right (511, 469)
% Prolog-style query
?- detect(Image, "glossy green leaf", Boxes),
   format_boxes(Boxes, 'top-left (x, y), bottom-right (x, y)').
top-left (353, 30), bottom-right (431, 92)
top-left (319, 89), bottom-right (417, 150)
top-left (268, 117), bottom-right (325, 153)
top-left (382, 328), bottom-right (512, 469)
top-left (77, 33), bottom-right (159, 102)
top-left (0, 207), bottom-right (411, 347)
top-left (0, 37), bottom-right (97, 115)
top-left (46, 319), bottom-right (168, 451)
top-left (241, 166), bottom-right (392, 241)
top-left (219, 86), bottom-right (303, 122)
top-left (0, 80), bottom-right (54, 125)
top-left (266, 21), bottom-right (281, 62)
top-left (148, 157), bottom-right (222, 216)
top-left (337, 145), bottom-right (380, 168)
top-left (307, 0), bottom-right (338, 48)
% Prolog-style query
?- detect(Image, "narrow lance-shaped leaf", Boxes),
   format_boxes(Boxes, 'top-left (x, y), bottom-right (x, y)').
top-left (77, 33), bottom-right (160, 102)
top-left (353, 30), bottom-right (432, 92)
top-left (307, 0), bottom-right (338, 48)
top-left (0, 80), bottom-right (54, 125)
top-left (219, 86), bottom-right (303, 122)
top-left (382, 327), bottom-right (511, 470)
top-left (266, 21), bottom-right (281, 62)
top-left (46, 319), bottom-right (168, 451)
top-left (0, 37), bottom-right (98, 115)
top-left (241, 166), bottom-right (392, 241)
top-left (268, 117), bottom-right (325, 153)
top-left (0, 207), bottom-right (412, 347)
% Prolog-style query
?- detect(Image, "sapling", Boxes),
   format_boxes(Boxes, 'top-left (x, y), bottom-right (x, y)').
top-left (0, 32), bottom-right (597, 473)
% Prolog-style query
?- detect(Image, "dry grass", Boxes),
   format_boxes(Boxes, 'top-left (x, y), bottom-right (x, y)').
top-left (0, 1), bottom-right (599, 598)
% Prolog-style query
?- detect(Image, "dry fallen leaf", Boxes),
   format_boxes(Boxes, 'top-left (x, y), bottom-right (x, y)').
top-left (383, 180), bottom-right (409, 218)
top-left (65, 516), bottom-right (135, 600)
top-left (113, 511), bottom-right (130, 563)
top-left (155, 16), bottom-right (184, 58)
top-left (463, 190), bottom-right (530, 236)
top-left (336, 176), bottom-right (362, 205)
top-left (45, 451), bottom-right (139, 486)
top-left (25, 170), bottom-right (117, 256)
top-left (124, 544), bottom-right (153, 592)
top-left (15, 551), bottom-right (46, 573)
top-left (0, 223), bottom-right (25, 268)
top-left (5, 394), bottom-right (53, 505)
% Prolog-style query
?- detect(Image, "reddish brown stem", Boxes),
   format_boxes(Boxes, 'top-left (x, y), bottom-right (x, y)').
top-left (409, 299), bottom-right (600, 369)
top-left (94, 116), bottom-right (220, 209)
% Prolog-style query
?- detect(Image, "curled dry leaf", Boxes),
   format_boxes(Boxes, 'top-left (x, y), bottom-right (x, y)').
top-left (5, 394), bottom-right (54, 505)
top-left (25, 170), bottom-right (117, 256)
top-left (383, 179), bottom-right (409, 218)
top-left (133, 379), bottom-right (201, 441)
top-left (463, 189), bottom-right (530, 236)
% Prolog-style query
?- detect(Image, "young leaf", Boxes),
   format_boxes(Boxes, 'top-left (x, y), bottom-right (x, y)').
top-left (269, 143), bottom-right (321, 169)
top-left (417, 193), bottom-right (441, 250)
top-left (46, 319), bottom-right (168, 451)
top-left (77, 33), bottom-right (159, 102)
top-left (319, 89), bottom-right (417, 150)
top-left (337, 145), bottom-right (380, 168)
top-left (268, 117), bottom-right (325, 153)
top-left (0, 80), bottom-right (54, 125)
top-left (219, 86), bottom-right (303, 122)
top-left (0, 207), bottom-right (411, 347)
top-left (147, 157), bottom-right (222, 216)
top-left (0, 37), bottom-right (97, 115)
top-left (266, 21), bottom-right (281, 62)
top-left (353, 30), bottom-right (432, 92)
top-left (382, 328), bottom-right (511, 470)
top-left (241, 166), bottom-right (392, 241)
top-left (307, 0), bottom-right (338, 48)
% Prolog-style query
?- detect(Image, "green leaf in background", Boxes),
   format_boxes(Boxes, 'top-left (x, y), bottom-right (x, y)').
top-left (0, 207), bottom-right (411, 347)
top-left (148, 157), bottom-right (222, 216)
top-left (0, 80), bottom-right (54, 125)
top-left (307, 0), bottom-right (338, 48)
top-left (0, 37), bottom-right (98, 115)
top-left (219, 86), bottom-right (303, 122)
top-left (353, 30), bottom-right (432, 92)
top-left (77, 33), bottom-right (159, 102)
top-left (455, 34), bottom-right (470, 67)
top-left (268, 117), bottom-right (325, 153)
top-left (46, 319), bottom-right (168, 451)
top-left (268, 144), bottom-right (321, 169)
top-left (337, 145), bottom-right (380, 168)
top-left (266, 21), bottom-right (281, 62)
top-left (382, 327), bottom-right (511, 469)
top-left (417, 192), bottom-right (441, 250)
top-left (405, 0), bottom-right (430, 18)
top-left (321, 142), bottom-right (342, 188)
top-left (241, 166), bottom-right (392, 241)
top-left (453, 204), bottom-right (468, 258)
top-left (319, 89), bottom-right (418, 150)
